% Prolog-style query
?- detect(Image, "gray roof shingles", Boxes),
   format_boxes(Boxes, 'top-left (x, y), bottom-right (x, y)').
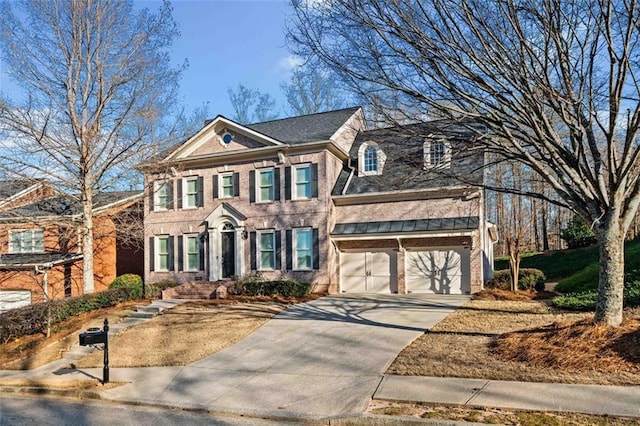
top-left (0, 180), bottom-right (37, 200)
top-left (0, 252), bottom-right (82, 268)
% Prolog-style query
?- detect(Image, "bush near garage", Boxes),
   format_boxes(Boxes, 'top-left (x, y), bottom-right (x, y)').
top-left (487, 268), bottom-right (546, 292)
top-left (242, 280), bottom-right (312, 298)
top-left (0, 287), bottom-right (134, 344)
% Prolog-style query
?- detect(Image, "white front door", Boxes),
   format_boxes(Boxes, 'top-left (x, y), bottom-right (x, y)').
top-left (340, 251), bottom-right (395, 293)
top-left (406, 248), bottom-right (470, 294)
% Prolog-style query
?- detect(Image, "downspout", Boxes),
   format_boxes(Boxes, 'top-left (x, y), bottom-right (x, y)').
top-left (342, 158), bottom-right (356, 195)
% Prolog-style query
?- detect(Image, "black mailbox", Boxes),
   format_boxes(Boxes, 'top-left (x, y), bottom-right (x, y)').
top-left (79, 327), bottom-right (106, 346)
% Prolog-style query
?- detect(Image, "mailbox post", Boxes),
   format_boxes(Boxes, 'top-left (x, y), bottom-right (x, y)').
top-left (79, 318), bottom-right (109, 384)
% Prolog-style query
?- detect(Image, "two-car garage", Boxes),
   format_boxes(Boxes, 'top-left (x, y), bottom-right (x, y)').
top-left (339, 247), bottom-right (471, 295)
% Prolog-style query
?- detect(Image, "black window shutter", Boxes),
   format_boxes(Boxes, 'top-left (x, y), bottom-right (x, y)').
top-left (233, 172), bottom-right (240, 196)
top-left (284, 166), bottom-right (291, 200)
top-left (177, 236), bottom-right (184, 271)
top-left (177, 179), bottom-right (183, 209)
top-left (212, 175), bottom-right (218, 199)
top-left (167, 180), bottom-right (174, 210)
top-left (275, 230), bottom-right (282, 270)
top-left (249, 170), bottom-right (255, 203)
top-left (250, 231), bottom-right (257, 270)
top-left (168, 236), bottom-right (175, 271)
top-left (199, 236), bottom-right (205, 271)
top-left (285, 230), bottom-right (292, 270)
top-left (312, 228), bottom-right (320, 270)
top-left (148, 183), bottom-right (154, 212)
top-left (274, 167), bottom-right (281, 201)
top-left (196, 176), bottom-right (204, 207)
top-left (149, 237), bottom-right (155, 271)
top-left (311, 163), bottom-right (318, 198)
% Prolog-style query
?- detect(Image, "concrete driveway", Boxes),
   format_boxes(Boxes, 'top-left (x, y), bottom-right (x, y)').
top-left (98, 294), bottom-right (469, 419)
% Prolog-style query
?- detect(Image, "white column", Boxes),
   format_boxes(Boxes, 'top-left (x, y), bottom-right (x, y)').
top-left (208, 229), bottom-right (219, 281)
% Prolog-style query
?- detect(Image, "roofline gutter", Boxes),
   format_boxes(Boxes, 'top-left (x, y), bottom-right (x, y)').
top-left (333, 186), bottom-right (480, 205)
top-left (330, 230), bottom-right (475, 241)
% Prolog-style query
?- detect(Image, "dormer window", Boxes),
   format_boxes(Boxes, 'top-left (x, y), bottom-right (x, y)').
top-left (424, 139), bottom-right (451, 169)
top-left (358, 141), bottom-right (386, 176)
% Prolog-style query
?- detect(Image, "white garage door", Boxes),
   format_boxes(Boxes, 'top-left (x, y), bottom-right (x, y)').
top-left (406, 248), bottom-right (470, 294)
top-left (341, 251), bottom-right (396, 293)
top-left (0, 290), bottom-right (32, 312)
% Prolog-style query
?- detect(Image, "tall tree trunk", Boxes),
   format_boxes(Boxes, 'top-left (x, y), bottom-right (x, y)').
top-left (595, 215), bottom-right (625, 326)
top-left (507, 236), bottom-right (520, 291)
top-left (82, 190), bottom-right (95, 294)
top-left (541, 202), bottom-right (550, 251)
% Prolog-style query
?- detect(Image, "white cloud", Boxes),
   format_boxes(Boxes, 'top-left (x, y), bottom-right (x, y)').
top-left (278, 54), bottom-right (304, 73)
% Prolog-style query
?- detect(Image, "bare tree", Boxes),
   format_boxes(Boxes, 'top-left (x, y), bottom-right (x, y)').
top-left (227, 84), bottom-right (279, 124)
top-left (288, 0), bottom-right (640, 326)
top-left (281, 63), bottom-right (347, 115)
top-left (0, 0), bottom-right (186, 294)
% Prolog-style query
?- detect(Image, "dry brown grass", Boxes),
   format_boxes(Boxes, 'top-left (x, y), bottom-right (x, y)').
top-left (388, 298), bottom-right (640, 385)
top-left (74, 300), bottom-right (288, 368)
top-left (368, 400), bottom-right (640, 425)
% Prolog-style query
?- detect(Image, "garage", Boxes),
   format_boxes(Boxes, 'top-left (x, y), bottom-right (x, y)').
top-left (340, 251), bottom-right (397, 293)
top-left (405, 248), bottom-right (470, 294)
top-left (0, 290), bottom-right (31, 312)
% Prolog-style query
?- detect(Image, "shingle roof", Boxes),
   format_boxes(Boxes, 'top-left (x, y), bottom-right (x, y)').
top-left (332, 217), bottom-right (480, 235)
top-left (246, 107), bottom-right (361, 144)
top-left (0, 252), bottom-right (83, 268)
top-left (332, 120), bottom-right (485, 196)
top-left (0, 180), bottom-right (37, 200)
top-left (0, 190), bottom-right (142, 219)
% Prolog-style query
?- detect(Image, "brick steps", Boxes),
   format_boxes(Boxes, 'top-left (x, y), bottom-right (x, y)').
top-left (161, 281), bottom-right (233, 300)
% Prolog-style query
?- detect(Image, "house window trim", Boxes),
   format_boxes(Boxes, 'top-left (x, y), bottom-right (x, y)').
top-left (184, 234), bottom-right (200, 272)
top-left (154, 181), bottom-right (171, 211)
top-left (8, 228), bottom-right (45, 254)
top-left (292, 164), bottom-right (312, 200)
top-left (424, 139), bottom-right (452, 169)
top-left (358, 141), bottom-right (386, 176)
top-left (292, 227), bottom-right (313, 271)
top-left (257, 168), bottom-right (275, 203)
top-left (219, 172), bottom-right (235, 199)
top-left (155, 235), bottom-right (172, 272)
top-left (257, 230), bottom-right (276, 270)
top-left (183, 176), bottom-right (199, 209)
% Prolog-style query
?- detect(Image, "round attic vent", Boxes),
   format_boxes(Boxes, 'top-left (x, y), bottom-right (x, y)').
top-left (222, 132), bottom-right (234, 144)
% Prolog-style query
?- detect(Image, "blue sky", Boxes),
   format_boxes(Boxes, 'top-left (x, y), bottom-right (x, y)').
top-left (0, 0), bottom-right (299, 119)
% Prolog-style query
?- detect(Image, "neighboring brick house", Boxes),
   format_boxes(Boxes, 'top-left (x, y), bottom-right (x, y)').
top-left (143, 107), bottom-right (497, 295)
top-left (0, 182), bottom-right (144, 311)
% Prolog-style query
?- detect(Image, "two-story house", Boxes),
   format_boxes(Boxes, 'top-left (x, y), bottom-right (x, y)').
top-left (0, 181), bottom-right (144, 311)
top-left (143, 107), bottom-right (497, 295)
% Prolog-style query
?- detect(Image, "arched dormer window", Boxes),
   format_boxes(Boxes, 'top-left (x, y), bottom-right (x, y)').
top-left (358, 141), bottom-right (386, 176)
top-left (424, 139), bottom-right (451, 169)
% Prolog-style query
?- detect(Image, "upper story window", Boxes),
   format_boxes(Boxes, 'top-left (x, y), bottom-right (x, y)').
top-left (285, 164), bottom-right (318, 201)
top-left (178, 176), bottom-right (203, 209)
top-left (258, 169), bottom-right (274, 202)
top-left (424, 139), bottom-right (451, 169)
top-left (213, 172), bottom-right (239, 199)
top-left (153, 181), bottom-right (173, 211)
top-left (220, 173), bottom-right (235, 198)
top-left (9, 229), bottom-right (44, 253)
top-left (294, 165), bottom-right (311, 199)
top-left (358, 141), bottom-right (386, 176)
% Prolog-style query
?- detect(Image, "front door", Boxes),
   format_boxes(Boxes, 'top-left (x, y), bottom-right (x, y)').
top-left (221, 225), bottom-right (236, 278)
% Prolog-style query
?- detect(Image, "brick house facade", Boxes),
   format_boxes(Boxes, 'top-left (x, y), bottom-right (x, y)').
top-left (0, 182), bottom-right (144, 311)
top-left (143, 107), bottom-right (497, 295)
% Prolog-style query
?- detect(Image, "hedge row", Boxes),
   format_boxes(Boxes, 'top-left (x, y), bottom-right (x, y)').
top-left (552, 278), bottom-right (640, 311)
top-left (0, 287), bottom-right (134, 344)
top-left (242, 280), bottom-right (311, 298)
top-left (487, 268), bottom-right (546, 292)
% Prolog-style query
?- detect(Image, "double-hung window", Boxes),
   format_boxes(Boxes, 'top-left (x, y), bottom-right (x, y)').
top-left (156, 236), bottom-right (171, 271)
top-left (258, 169), bottom-right (274, 202)
top-left (184, 177), bottom-right (199, 208)
top-left (293, 165), bottom-right (311, 199)
top-left (293, 228), bottom-right (312, 270)
top-left (9, 229), bottom-right (44, 253)
top-left (220, 173), bottom-right (234, 198)
top-left (185, 235), bottom-right (200, 271)
top-left (258, 231), bottom-right (275, 269)
top-left (154, 181), bottom-right (172, 211)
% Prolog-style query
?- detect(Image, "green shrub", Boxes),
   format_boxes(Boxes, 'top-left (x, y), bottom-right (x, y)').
top-left (0, 287), bottom-right (134, 344)
top-left (242, 280), bottom-right (311, 298)
top-left (109, 274), bottom-right (144, 298)
top-left (487, 268), bottom-right (546, 291)
top-left (552, 279), bottom-right (640, 311)
top-left (560, 216), bottom-right (597, 249)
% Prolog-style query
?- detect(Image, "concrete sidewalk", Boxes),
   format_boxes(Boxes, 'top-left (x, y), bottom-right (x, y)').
top-left (375, 375), bottom-right (640, 418)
